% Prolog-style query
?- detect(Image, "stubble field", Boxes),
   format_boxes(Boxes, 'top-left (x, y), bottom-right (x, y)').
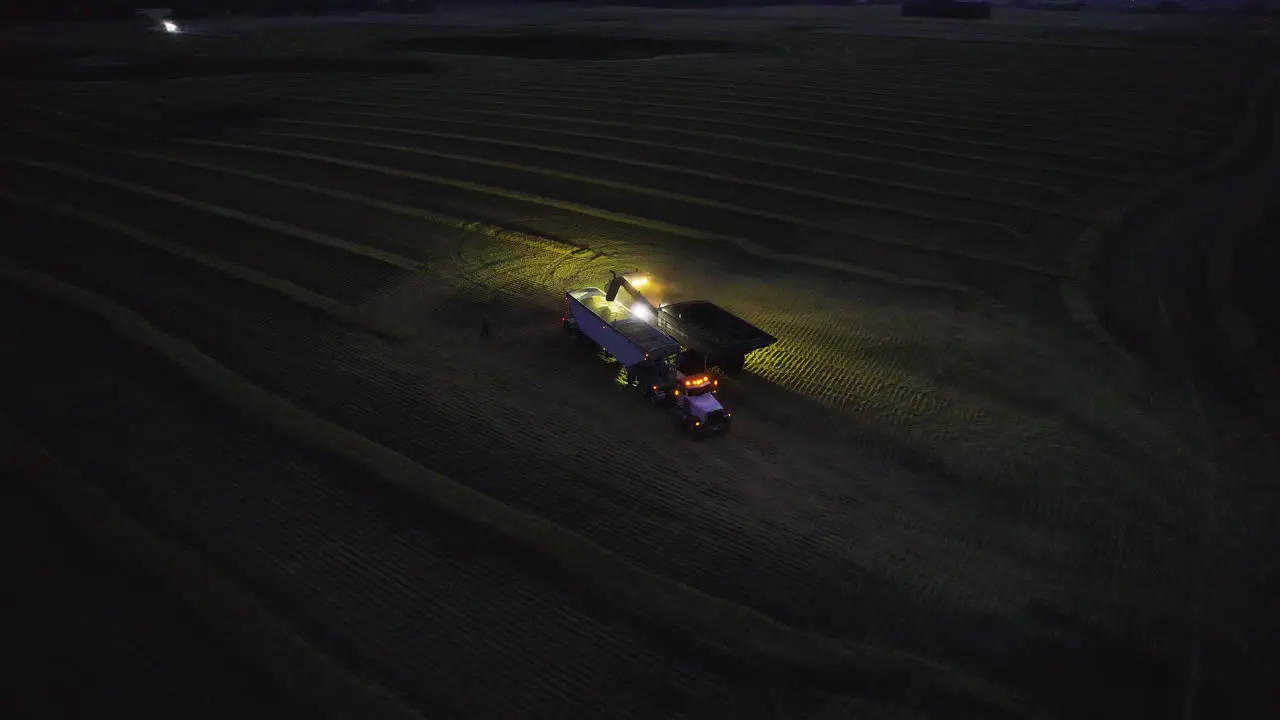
top-left (3, 10), bottom-right (1278, 719)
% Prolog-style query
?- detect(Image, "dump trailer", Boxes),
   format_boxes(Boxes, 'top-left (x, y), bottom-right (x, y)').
top-left (563, 287), bottom-right (731, 436)
top-left (604, 271), bottom-right (777, 374)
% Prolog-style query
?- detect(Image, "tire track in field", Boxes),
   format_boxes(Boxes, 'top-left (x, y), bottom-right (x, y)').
top-left (0, 191), bottom-right (402, 340)
top-left (0, 261), bottom-right (1029, 718)
top-left (252, 117), bottom-right (1036, 244)
top-left (287, 89), bottom-right (1127, 185)
top-left (462, 71), bottom-right (1205, 154)
top-left (233, 129), bottom-right (1055, 275)
top-left (375, 83), bottom-right (1152, 174)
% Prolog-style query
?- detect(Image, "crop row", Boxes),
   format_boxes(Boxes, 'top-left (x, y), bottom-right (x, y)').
top-left (2, 115), bottom-right (704, 282)
top-left (191, 103), bottom-right (1039, 235)
top-left (1, 458), bottom-right (298, 717)
top-left (635, 59), bottom-right (1249, 111)
top-left (0, 136), bottom-right (948, 658)
top-left (2, 284), bottom-right (778, 719)
top-left (0, 122), bottom-right (1058, 679)
top-left (184, 132), bottom-right (1068, 296)
top-left (23, 104), bottom-right (1075, 299)
top-left (329, 82), bottom-right (1160, 178)
top-left (278, 87), bottom-right (1149, 191)
top-left (7, 130), bottom-right (1217, 719)
top-left (7, 41), bottom-right (1268, 714)
top-left (432, 71), bottom-right (1218, 152)
top-left (4, 148), bottom-right (415, 307)
top-left (233, 124), bottom-right (1045, 263)
top-left (12, 77), bottom-right (1208, 556)
top-left (33, 82), bottom-right (1126, 199)
top-left (177, 88), bottom-right (1101, 206)
top-left (546, 66), bottom-right (1232, 129)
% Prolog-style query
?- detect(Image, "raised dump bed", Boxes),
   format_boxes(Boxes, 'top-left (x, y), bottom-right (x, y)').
top-left (655, 300), bottom-right (777, 374)
top-left (565, 288), bottom-right (681, 369)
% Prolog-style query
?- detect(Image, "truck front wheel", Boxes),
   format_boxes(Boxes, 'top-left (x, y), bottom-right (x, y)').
top-left (684, 416), bottom-right (700, 436)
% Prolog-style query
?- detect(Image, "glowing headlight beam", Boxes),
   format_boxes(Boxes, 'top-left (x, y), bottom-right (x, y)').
top-left (162, 20), bottom-right (180, 33)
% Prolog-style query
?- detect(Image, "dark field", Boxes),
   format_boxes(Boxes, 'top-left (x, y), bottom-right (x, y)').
top-left (3, 7), bottom-right (1278, 719)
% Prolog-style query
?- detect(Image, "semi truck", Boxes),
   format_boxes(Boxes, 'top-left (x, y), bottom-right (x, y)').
top-left (563, 286), bottom-right (731, 436)
top-left (603, 270), bottom-right (777, 374)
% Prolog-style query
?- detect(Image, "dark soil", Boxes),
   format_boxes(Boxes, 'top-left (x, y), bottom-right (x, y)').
top-left (382, 34), bottom-right (761, 61)
top-left (0, 461), bottom-right (295, 719)
top-left (0, 49), bottom-right (434, 81)
top-left (1235, 210), bottom-right (1279, 365)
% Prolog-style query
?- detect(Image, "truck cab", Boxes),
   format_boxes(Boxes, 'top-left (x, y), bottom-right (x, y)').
top-left (671, 372), bottom-right (731, 436)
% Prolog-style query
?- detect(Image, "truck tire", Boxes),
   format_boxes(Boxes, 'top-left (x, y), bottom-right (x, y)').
top-left (684, 416), bottom-right (699, 436)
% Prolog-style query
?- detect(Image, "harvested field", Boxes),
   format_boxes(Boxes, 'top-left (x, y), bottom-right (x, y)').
top-left (2, 8), bottom-right (1277, 720)
top-left (2, 456), bottom-right (297, 719)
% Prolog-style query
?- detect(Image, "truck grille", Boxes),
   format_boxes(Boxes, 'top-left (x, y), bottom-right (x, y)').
top-left (705, 410), bottom-right (726, 426)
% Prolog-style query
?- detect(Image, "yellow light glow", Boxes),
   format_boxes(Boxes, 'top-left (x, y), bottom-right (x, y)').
top-left (630, 276), bottom-right (648, 287)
